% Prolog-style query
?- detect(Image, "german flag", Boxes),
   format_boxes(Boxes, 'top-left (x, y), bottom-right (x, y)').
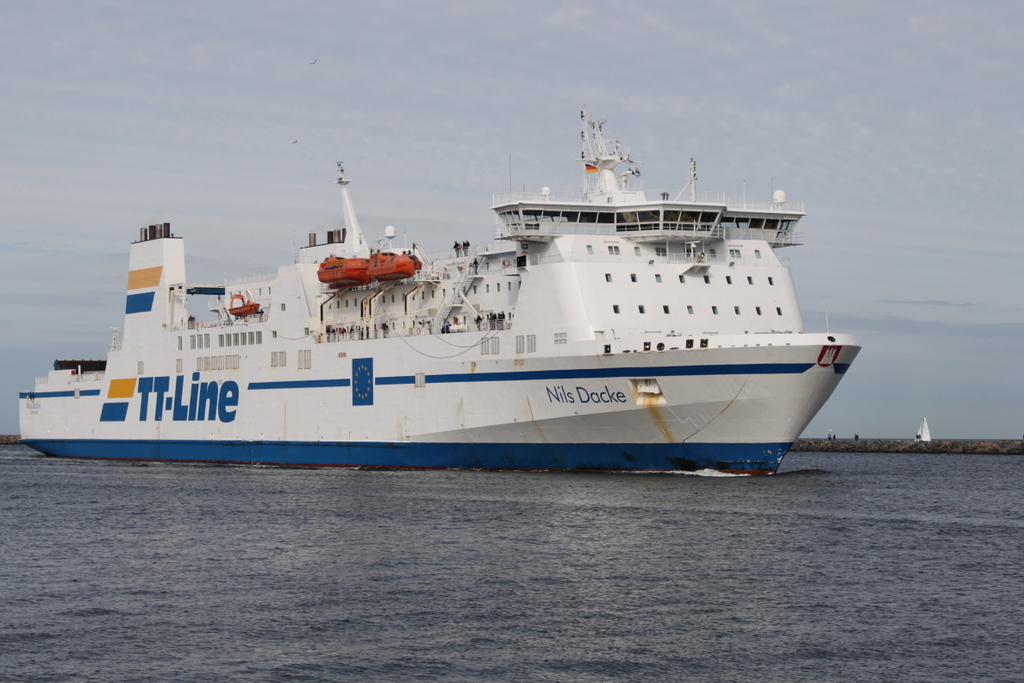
top-left (585, 164), bottom-right (598, 173)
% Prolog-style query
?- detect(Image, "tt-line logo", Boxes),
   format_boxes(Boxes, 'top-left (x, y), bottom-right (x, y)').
top-left (134, 373), bottom-right (240, 423)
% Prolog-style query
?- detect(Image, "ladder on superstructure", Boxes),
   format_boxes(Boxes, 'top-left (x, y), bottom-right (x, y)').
top-left (431, 246), bottom-right (481, 332)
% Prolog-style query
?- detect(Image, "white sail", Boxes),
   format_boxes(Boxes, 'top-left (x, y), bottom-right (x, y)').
top-left (916, 417), bottom-right (931, 442)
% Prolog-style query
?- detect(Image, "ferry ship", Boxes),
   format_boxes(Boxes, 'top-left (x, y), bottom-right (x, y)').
top-left (18, 113), bottom-right (859, 474)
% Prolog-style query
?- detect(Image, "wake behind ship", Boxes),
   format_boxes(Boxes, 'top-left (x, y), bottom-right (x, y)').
top-left (19, 113), bottom-right (859, 473)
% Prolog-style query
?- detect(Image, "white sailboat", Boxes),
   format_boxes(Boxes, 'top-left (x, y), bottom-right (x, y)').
top-left (915, 417), bottom-right (932, 442)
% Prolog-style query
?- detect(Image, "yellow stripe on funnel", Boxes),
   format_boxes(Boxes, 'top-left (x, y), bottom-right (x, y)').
top-left (127, 266), bottom-right (162, 290)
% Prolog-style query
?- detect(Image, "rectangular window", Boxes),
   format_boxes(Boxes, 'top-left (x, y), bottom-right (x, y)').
top-left (607, 245), bottom-right (620, 255)
top-left (630, 274), bottom-right (637, 282)
top-left (678, 275), bottom-right (685, 283)
top-left (768, 277), bottom-right (774, 285)
top-left (527, 335), bottom-right (536, 353)
top-left (734, 306), bottom-right (741, 315)
top-left (703, 275), bottom-right (710, 284)
top-left (298, 349), bottom-right (312, 370)
top-left (218, 334), bottom-right (224, 347)
top-left (777, 307), bottom-right (783, 316)
top-left (686, 339), bottom-right (694, 349)
top-left (655, 247), bottom-right (666, 257)
top-left (486, 284), bottom-right (490, 293)
top-left (497, 283), bottom-right (501, 292)
top-left (709, 249), bottom-right (717, 258)
top-left (687, 305), bottom-right (694, 314)
top-left (256, 331), bottom-right (262, 344)
top-left (204, 334), bottom-right (210, 348)
top-left (176, 358), bottom-right (183, 373)
top-left (516, 335), bottom-right (525, 353)
top-left (240, 333), bottom-right (247, 346)
top-left (747, 276), bottom-right (753, 285)
top-left (554, 332), bottom-right (567, 345)
top-left (655, 274), bottom-right (662, 283)
top-left (712, 306), bottom-right (719, 315)
top-left (663, 305), bottom-right (670, 314)
top-left (138, 361), bottom-right (144, 375)
top-left (190, 335), bottom-right (196, 350)
top-left (587, 245), bottom-right (594, 254)
top-left (271, 351), bottom-right (287, 367)
top-left (281, 303), bottom-right (286, 311)
top-left (178, 336), bottom-right (182, 351)
top-left (754, 250), bottom-right (762, 258)
top-left (605, 273), bottom-right (612, 282)
top-left (638, 305), bottom-right (646, 314)
top-left (726, 276), bottom-right (732, 284)
top-left (756, 307), bottom-right (762, 315)
top-left (613, 305), bottom-right (620, 313)
top-left (634, 247), bottom-right (641, 256)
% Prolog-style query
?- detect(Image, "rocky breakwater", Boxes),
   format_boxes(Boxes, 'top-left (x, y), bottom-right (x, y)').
top-left (791, 439), bottom-right (1024, 455)
top-left (0, 435), bottom-right (22, 444)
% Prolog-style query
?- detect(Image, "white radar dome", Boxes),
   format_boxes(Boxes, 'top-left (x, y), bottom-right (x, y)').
top-left (541, 186), bottom-right (551, 198)
top-left (773, 190), bottom-right (787, 204)
top-left (384, 225), bottom-right (396, 239)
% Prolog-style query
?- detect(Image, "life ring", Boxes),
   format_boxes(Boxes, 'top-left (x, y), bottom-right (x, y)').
top-left (501, 259), bottom-right (510, 267)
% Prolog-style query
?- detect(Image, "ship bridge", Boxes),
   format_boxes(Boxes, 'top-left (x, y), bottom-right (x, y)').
top-left (491, 193), bottom-right (805, 248)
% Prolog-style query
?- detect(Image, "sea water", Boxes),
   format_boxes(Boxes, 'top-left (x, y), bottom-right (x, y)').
top-left (2, 444), bottom-right (1022, 682)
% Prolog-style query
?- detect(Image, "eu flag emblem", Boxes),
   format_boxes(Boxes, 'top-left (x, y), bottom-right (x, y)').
top-left (352, 358), bottom-right (373, 406)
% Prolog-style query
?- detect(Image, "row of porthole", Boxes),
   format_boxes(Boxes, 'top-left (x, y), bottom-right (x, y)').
top-left (612, 304), bottom-right (783, 316)
top-left (608, 274), bottom-right (775, 286)
top-left (605, 339), bottom-right (794, 354)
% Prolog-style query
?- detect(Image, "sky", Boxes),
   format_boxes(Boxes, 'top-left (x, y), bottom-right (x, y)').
top-left (2, 0), bottom-right (1022, 438)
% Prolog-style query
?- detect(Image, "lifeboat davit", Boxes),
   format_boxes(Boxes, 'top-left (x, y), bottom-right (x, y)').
top-left (367, 252), bottom-right (422, 281)
top-left (318, 256), bottom-right (371, 288)
top-left (228, 294), bottom-right (261, 317)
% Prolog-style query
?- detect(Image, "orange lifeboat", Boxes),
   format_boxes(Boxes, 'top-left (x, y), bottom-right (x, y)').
top-left (318, 256), bottom-right (371, 288)
top-left (367, 252), bottom-right (422, 281)
top-left (228, 294), bottom-right (261, 317)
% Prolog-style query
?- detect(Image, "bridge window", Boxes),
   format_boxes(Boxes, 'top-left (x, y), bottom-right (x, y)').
top-left (712, 306), bottom-right (719, 315)
top-left (638, 305), bottom-right (645, 314)
top-left (663, 305), bottom-right (670, 314)
top-left (655, 274), bottom-right (662, 283)
top-left (605, 273), bottom-right (612, 282)
top-left (613, 305), bottom-right (620, 314)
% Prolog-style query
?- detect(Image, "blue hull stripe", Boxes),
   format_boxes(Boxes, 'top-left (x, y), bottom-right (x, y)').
top-left (249, 379), bottom-right (351, 390)
top-left (20, 439), bottom-right (792, 474)
top-left (22, 363), bottom-right (815, 399)
top-left (19, 390), bottom-right (102, 399)
top-left (376, 362), bottom-right (815, 387)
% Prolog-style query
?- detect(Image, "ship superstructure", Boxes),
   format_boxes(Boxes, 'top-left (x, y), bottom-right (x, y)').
top-left (19, 113), bottom-right (859, 473)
